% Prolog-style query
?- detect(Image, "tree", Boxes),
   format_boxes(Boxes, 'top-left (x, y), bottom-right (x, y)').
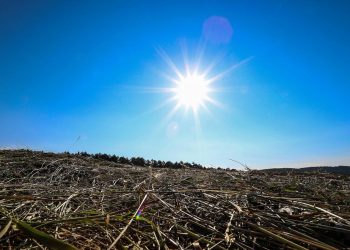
top-left (110, 154), bottom-right (119, 163)
top-left (131, 157), bottom-right (146, 167)
top-left (119, 156), bottom-right (130, 164)
top-left (164, 161), bottom-right (174, 168)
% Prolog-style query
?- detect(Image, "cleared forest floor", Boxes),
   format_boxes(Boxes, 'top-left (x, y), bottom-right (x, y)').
top-left (1, 149), bottom-right (350, 249)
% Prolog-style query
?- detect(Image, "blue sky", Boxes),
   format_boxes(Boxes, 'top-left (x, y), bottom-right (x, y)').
top-left (1, 0), bottom-right (350, 168)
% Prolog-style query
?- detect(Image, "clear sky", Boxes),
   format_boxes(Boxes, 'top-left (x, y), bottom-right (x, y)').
top-left (1, 0), bottom-right (350, 169)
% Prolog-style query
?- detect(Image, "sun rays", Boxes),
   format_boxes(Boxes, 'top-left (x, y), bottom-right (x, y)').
top-left (156, 47), bottom-right (224, 122)
top-left (133, 45), bottom-right (252, 130)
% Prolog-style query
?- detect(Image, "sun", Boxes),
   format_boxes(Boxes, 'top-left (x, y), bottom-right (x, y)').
top-left (155, 46), bottom-right (251, 122)
top-left (173, 73), bottom-right (210, 112)
top-left (156, 47), bottom-right (221, 119)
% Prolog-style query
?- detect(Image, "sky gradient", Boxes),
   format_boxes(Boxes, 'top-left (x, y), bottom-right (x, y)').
top-left (1, 0), bottom-right (350, 169)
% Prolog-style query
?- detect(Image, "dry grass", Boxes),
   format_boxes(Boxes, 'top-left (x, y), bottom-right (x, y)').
top-left (1, 149), bottom-right (350, 249)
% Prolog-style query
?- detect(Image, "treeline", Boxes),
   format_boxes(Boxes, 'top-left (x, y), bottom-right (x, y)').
top-left (68, 151), bottom-right (207, 170)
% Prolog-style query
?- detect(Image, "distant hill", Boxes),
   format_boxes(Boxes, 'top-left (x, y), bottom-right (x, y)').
top-left (261, 166), bottom-right (350, 174)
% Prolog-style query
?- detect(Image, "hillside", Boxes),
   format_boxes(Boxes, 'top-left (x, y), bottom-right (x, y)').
top-left (0, 149), bottom-right (350, 249)
top-left (262, 166), bottom-right (350, 175)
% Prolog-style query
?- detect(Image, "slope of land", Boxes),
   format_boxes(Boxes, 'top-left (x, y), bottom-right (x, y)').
top-left (262, 166), bottom-right (350, 175)
top-left (0, 149), bottom-right (350, 249)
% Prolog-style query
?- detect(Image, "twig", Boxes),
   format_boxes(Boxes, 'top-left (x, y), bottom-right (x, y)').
top-left (107, 193), bottom-right (148, 249)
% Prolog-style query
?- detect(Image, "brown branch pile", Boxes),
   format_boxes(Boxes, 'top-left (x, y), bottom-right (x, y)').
top-left (1, 150), bottom-right (350, 249)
